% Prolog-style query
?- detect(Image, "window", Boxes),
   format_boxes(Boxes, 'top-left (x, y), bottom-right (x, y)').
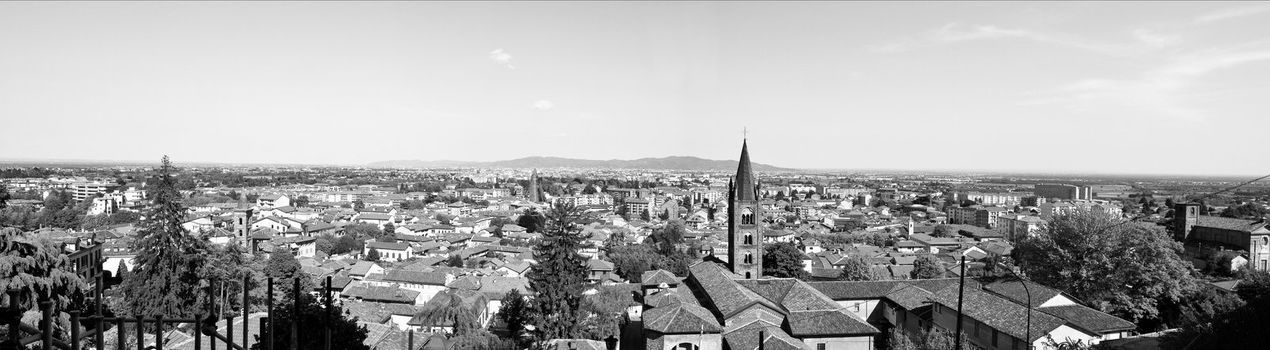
top-left (744, 233), bottom-right (753, 245)
top-left (745, 272), bottom-right (751, 279)
top-left (991, 329), bottom-right (998, 346)
top-left (817, 344), bottom-right (825, 350)
top-left (744, 252), bottom-right (753, 264)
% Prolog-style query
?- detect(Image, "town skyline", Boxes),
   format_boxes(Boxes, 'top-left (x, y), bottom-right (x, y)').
top-left (3, 2), bottom-right (1270, 175)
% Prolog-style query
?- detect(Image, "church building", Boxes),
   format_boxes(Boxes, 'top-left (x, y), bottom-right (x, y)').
top-left (639, 140), bottom-right (880, 350)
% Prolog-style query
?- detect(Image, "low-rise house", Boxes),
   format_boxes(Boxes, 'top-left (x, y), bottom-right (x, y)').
top-left (181, 217), bottom-right (214, 233)
top-left (586, 259), bottom-right (617, 284)
top-left (365, 269), bottom-right (452, 304)
top-left (349, 261), bottom-right (385, 280)
top-left (342, 281), bottom-right (421, 305)
top-left (364, 242), bottom-right (413, 262)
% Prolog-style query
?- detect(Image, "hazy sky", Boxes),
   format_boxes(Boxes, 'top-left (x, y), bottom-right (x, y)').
top-left (2, 2), bottom-right (1269, 175)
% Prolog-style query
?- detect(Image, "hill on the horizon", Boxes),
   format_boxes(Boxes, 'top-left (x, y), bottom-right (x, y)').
top-left (367, 156), bottom-right (792, 171)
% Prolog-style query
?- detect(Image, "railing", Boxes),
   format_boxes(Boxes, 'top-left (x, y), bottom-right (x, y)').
top-left (2, 273), bottom-right (369, 350)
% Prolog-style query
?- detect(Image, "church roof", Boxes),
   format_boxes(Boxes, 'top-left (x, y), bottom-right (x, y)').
top-left (688, 261), bottom-right (781, 319)
top-left (643, 302), bottom-right (722, 334)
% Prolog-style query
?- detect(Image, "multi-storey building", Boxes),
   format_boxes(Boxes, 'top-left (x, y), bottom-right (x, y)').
top-left (70, 181), bottom-right (114, 202)
top-left (1035, 183), bottom-right (1092, 201)
top-left (953, 191), bottom-right (1026, 206)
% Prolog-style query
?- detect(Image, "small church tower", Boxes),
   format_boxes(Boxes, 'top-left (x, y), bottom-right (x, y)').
top-left (728, 139), bottom-right (763, 279)
top-left (527, 169), bottom-right (542, 203)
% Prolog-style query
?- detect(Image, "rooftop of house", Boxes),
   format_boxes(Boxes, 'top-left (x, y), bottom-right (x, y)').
top-left (1195, 215), bottom-right (1269, 233)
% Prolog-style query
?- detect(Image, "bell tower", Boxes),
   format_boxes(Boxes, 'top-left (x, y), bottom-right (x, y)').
top-left (728, 139), bottom-right (762, 279)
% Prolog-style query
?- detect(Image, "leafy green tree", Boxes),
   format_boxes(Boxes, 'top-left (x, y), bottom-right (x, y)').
top-left (577, 285), bottom-right (630, 341)
top-left (415, 290), bottom-right (483, 334)
top-left (332, 235), bottom-right (363, 255)
top-left (447, 255), bottom-right (464, 267)
top-left (649, 219), bottom-right (687, 255)
top-left (115, 259), bottom-right (131, 282)
top-left (498, 289), bottom-right (530, 348)
top-left (264, 246), bottom-right (305, 282)
top-left (352, 199), bottom-right (364, 211)
top-left (516, 209), bottom-right (545, 233)
top-left (526, 203), bottom-right (590, 341)
top-left (366, 248), bottom-right (380, 262)
top-left (117, 156), bottom-right (216, 318)
top-left (435, 213), bottom-right (454, 225)
top-left (1013, 209), bottom-right (1198, 325)
top-left (607, 244), bottom-right (669, 282)
top-left (932, 224), bottom-right (955, 238)
top-left (0, 227), bottom-right (86, 328)
top-left (292, 195), bottom-right (309, 208)
top-left (1220, 203), bottom-right (1269, 219)
top-left (314, 236), bottom-right (333, 255)
top-left (762, 242), bottom-right (808, 279)
top-left (1162, 272), bottom-right (1270, 349)
top-left (108, 210), bottom-right (140, 224)
top-left (343, 222), bottom-right (380, 240)
top-left (0, 183), bottom-right (9, 209)
top-left (886, 329), bottom-right (918, 350)
top-left (449, 329), bottom-right (512, 350)
top-left (1234, 270), bottom-right (1270, 301)
top-left (838, 257), bottom-right (873, 281)
top-left (249, 292), bottom-right (370, 350)
top-left (911, 255), bottom-right (944, 279)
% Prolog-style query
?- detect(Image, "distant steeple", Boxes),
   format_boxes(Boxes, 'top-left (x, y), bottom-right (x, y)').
top-left (728, 138), bottom-right (762, 279)
top-left (528, 169), bottom-right (542, 203)
top-left (734, 139), bottom-right (757, 202)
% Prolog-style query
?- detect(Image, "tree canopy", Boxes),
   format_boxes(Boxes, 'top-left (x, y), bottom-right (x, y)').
top-left (250, 292), bottom-right (369, 350)
top-left (0, 227), bottom-right (85, 315)
top-left (1013, 209), bottom-right (1198, 326)
top-left (117, 156), bottom-right (218, 318)
top-left (762, 242), bottom-right (808, 279)
top-left (838, 257), bottom-right (873, 281)
top-left (911, 255), bottom-right (944, 279)
top-left (526, 203), bottom-right (590, 342)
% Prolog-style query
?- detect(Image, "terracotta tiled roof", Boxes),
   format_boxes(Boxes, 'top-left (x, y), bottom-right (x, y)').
top-left (1196, 215), bottom-right (1268, 232)
top-left (377, 270), bottom-right (448, 286)
top-left (1039, 304), bottom-right (1136, 334)
top-left (643, 302), bottom-right (722, 334)
top-left (687, 262), bottom-right (781, 318)
top-left (931, 288), bottom-right (1066, 342)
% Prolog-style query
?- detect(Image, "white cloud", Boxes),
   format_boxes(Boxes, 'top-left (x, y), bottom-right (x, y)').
top-left (1195, 4), bottom-right (1270, 23)
top-left (489, 48), bottom-right (515, 69)
top-left (869, 22), bottom-right (1173, 57)
top-left (532, 100), bottom-right (554, 110)
top-left (1028, 42), bottom-right (1270, 121)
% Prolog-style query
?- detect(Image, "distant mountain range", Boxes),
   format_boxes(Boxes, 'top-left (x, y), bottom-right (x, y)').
top-left (367, 156), bottom-right (792, 171)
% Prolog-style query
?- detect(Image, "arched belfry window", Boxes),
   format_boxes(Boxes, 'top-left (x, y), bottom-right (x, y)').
top-left (744, 252), bottom-right (753, 264)
top-left (741, 208), bottom-right (755, 225)
top-left (744, 233), bottom-right (753, 245)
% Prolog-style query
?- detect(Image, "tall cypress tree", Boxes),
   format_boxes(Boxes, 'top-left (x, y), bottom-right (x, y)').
top-left (526, 203), bottom-right (589, 342)
top-left (118, 156), bottom-right (213, 318)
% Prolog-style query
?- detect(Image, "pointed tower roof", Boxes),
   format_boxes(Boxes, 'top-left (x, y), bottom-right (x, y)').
top-left (734, 139), bottom-right (757, 201)
top-left (528, 169), bottom-right (542, 203)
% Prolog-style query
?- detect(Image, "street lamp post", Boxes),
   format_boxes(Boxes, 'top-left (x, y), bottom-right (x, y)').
top-left (997, 262), bottom-right (1032, 350)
